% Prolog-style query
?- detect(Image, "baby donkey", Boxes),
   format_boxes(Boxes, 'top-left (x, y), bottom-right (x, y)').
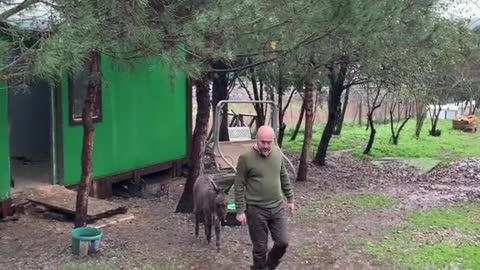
top-left (193, 174), bottom-right (228, 250)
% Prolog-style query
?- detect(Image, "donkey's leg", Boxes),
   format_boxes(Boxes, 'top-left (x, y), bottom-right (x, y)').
top-left (205, 214), bottom-right (213, 244)
top-left (214, 216), bottom-right (221, 250)
top-left (195, 212), bottom-right (201, 237)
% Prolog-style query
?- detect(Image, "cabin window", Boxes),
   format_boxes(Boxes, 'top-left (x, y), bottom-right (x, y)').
top-left (68, 56), bottom-right (102, 125)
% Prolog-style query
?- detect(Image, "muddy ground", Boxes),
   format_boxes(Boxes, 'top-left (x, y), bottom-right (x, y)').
top-left (1, 152), bottom-right (479, 270)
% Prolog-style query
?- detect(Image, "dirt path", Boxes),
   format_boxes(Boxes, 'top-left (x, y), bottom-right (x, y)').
top-left (1, 153), bottom-right (479, 270)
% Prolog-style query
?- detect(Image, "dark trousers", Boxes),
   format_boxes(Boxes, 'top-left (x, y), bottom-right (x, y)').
top-left (246, 204), bottom-right (289, 270)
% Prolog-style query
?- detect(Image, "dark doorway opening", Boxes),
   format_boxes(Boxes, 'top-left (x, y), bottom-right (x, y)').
top-left (8, 78), bottom-right (53, 189)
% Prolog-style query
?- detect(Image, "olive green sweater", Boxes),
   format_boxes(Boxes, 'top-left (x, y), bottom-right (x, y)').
top-left (234, 146), bottom-right (294, 214)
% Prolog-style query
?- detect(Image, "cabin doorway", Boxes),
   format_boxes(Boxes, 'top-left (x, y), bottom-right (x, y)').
top-left (8, 78), bottom-right (53, 189)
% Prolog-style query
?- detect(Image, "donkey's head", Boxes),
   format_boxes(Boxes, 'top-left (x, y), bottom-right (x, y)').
top-left (209, 179), bottom-right (228, 222)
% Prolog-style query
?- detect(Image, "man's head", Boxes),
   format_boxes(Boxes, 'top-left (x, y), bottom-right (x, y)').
top-left (256, 125), bottom-right (275, 157)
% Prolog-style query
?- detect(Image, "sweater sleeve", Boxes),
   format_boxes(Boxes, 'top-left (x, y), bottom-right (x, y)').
top-left (280, 159), bottom-right (294, 203)
top-left (234, 155), bottom-right (248, 214)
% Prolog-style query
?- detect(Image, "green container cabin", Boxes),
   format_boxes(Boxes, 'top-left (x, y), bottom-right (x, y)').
top-left (0, 54), bottom-right (192, 217)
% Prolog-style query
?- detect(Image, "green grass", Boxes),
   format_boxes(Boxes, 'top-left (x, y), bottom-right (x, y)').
top-left (283, 120), bottom-right (480, 162)
top-left (331, 193), bottom-right (399, 210)
top-left (365, 203), bottom-right (480, 269)
top-left (408, 204), bottom-right (480, 234)
top-left (372, 157), bottom-right (441, 174)
top-left (297, 193), bottom-right (398, 223)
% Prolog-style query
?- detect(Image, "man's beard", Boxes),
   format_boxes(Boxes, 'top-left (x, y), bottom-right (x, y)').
top-left (254, 144), bottom-right (271, 157)
top-left (259, 149), bottom-right (271, 157)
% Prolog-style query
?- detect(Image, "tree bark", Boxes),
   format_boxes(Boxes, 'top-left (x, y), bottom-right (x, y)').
top-left (313, 62), bottom-right (347, 166)
top-left (364, 112), bottom-right (377, 155)
top-left (390, 108), bottom-right (412, 145)
top-left (397, 101), bottom-right (402, 123)
top-left (211, 62), bottom-right (229, 141)
top-left (296, 77), bottom-right (314, 181)
top-left (176, 76), bottom-right (211, 213)
top-left (290, 99), bottom-right (305, 141)
top-left (429, 104), bottom-right (442, 137)
top-left (333, 85), bottom-right (350, 135)
top-left (415, 98), bottom-right (426, 139)
top-left (250, 68), bottom-right (265, 128)
top-left (74, 53), bottom-right (100, 228)
top-left (260, 79), bottom-right (266, 118)
top-left (363, 83), bottom-right (385, 155)
top-left (277, 63), bottom-right (286, 147)
top-left (383, 102), bottom-right (388, 125)
top-left (358, 97), bottom-right (363, 127)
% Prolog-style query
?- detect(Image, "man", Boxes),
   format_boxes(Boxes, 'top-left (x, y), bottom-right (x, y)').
top-left (234, 125), bottom-right (294, 270)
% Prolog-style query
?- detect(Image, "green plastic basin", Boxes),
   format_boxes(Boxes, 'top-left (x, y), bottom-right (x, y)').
top-left (71, 227), bottom-right (103, 256)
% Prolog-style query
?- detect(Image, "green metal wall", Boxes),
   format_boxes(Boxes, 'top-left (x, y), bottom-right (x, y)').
top-left (61, 56), bottom-right (188, 185)
top-left (0, 82), bottom-right (10, 200)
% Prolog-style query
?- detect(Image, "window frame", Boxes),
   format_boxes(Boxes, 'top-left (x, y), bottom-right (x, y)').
top-left (68, 54), bottom-right (103, 126)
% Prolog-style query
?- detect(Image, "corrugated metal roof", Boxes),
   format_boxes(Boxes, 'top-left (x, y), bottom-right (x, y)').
top-left (470, 18), bottom-right (480, 29)
top-left (0, 0), bottom-right (57, 31)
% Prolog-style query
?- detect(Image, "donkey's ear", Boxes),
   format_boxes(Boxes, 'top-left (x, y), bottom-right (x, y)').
top-left (224, 184), bottom-right (233, 195)
top-left (209, 179), bottom-right (220, 194)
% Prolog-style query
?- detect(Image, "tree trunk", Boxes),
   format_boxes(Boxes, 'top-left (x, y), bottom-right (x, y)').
top-left (176, 76), bottom-right (211, 213)
top-left (297, 77), bottom-right (314, 181)
top-left (364, 112), bottom-right (376, 155)
top-left (463, 100), bottom-right (468, 114)
top-left (358, 97), bottom-right (363, 127)
top-left (363, 84), bottom-right (385, 155)
top-left (290, 99), bottom-right (305, 141)
top-left (390, 98), bottom-right (413, 145)
top-left (404, 102), bottom-right (409, 119)
top-left (397, 101), bottom-right (402, 123)
top-left (431, 115), bottom-right (439, 134)
top-left (260, 80), bottom-right (266, 118)
top-left (74, 53), bottom-right (99, 228)
top-left (312, 88), bottom-right (321, 124)
top-left (333, 86), bottom-right (350, 135)
top-left (415, 114), bottom-right (426, 138)
top-left (383, 102), bottom-right (388, 125)
top-left (250, 68), bottom-right (265, 128)
top-left (313, 63), bottom-right (347, 166)
top-left (313, 87), bottom-right (343, 166)
top-left (415, 99), bottom-right (426, 139)
top-left (390, 109), bottom-right (411, 145)
top-left (389, 103), bottom-right (397, 145)
top-left (211, 62), bottom-right (229, 141)
top-left (429, 104), bottom-right (442, 137)
top-left (277, 63), bottom-right (286, 147)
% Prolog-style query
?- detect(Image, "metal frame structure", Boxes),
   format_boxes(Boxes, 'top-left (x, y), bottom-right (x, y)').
top-left (208, 100), bottom-right (296, 178)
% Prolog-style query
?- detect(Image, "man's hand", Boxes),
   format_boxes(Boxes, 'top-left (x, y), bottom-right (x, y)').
top-left (287, 203), bottom-right (295, 214)
top-left (236, 213), bottom-right (247, 225)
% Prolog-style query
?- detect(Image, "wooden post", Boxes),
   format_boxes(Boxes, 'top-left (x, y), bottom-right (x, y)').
top-left (0, 198), bottom-right (13, 218)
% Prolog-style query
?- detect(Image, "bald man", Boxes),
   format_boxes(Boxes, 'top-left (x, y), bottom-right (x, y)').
top-left (234, 125), bottom-right (294, 270)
